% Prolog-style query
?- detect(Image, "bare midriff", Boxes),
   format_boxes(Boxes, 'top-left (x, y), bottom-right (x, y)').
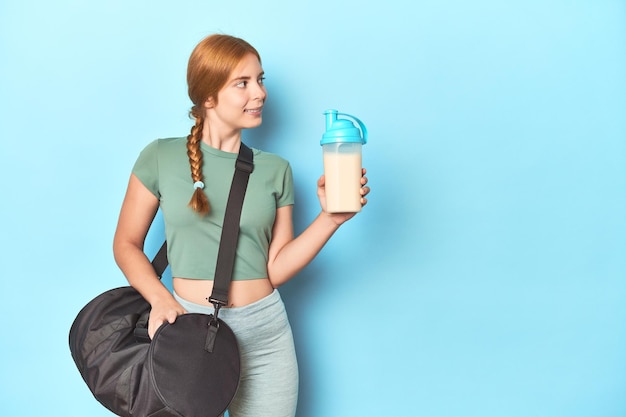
top-left (173, 277), bottom-right (274, 308)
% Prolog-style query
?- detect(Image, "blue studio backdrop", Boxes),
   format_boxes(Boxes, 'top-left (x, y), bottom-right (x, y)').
top-left (1, 1), bottom-right (625, 416)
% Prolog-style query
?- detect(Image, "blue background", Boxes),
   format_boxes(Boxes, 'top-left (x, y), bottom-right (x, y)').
top-left (1, 1), bottom-right (625, 416)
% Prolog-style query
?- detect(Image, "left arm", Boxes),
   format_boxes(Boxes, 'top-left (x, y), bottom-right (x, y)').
top-left (266, 169), bottom-right (369, 287)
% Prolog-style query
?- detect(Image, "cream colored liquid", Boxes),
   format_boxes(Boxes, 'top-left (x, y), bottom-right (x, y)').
top-left (323, 150), bottom-right (362, 213)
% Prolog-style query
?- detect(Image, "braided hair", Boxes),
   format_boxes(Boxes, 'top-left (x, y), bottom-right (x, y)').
top-left (185, 34), bottom-right (260, 215)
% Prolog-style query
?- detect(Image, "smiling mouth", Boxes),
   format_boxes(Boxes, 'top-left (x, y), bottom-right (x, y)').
top-left (245, 107), bottom-right (263, 114)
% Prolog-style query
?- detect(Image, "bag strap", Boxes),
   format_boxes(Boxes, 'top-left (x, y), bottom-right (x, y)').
top-left (209, 143), bottom-right (253, 307)
top-left (150, 143), bottom-right (254, 306)
top-left (151, 240), bottom-right (169, 279)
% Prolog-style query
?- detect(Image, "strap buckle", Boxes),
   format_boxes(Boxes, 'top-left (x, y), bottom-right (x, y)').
top-left (236, 158), bottom-right (253, 174)
top-left (207, 297), bottom-right (227, 319)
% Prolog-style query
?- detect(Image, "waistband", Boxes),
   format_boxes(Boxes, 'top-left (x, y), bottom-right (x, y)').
top-left (174, 289), bottom-right (283, 321)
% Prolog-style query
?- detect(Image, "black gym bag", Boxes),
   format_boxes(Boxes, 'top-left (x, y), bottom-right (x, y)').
top-left (69, 144), bottom-right (254, 417)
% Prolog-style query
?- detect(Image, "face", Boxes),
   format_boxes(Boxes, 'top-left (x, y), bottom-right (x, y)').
top-left (205, 53), bottom-right (267, 134)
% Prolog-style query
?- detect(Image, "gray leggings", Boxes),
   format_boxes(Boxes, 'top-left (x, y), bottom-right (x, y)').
top-left (174, 289), bottom-right (298, 417)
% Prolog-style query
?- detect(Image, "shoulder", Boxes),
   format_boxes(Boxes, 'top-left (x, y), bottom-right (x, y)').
top-left (250, 148), bottom-right (291, 170)
top-left (135, 137), bottom-right (187, 165)
top-left (150, 137), bottom-right (187, 152)
top-left (137, 136), bottom-right (185, 155)
top-left (158, 136), bottom-right (187, 146)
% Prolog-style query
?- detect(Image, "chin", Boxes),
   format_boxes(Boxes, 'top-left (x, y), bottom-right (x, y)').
top-left (246, 118), bottom-right (263, 128)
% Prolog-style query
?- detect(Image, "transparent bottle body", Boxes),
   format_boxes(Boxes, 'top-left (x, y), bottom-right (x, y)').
top-left (322, 142), bottom-right (362, 213)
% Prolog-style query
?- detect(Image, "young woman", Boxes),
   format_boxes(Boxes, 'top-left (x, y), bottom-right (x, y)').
top-left (113, 34), bottom-right (370, 417)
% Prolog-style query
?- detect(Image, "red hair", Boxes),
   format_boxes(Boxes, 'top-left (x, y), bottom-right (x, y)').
top-left (186, 34), bottom-right (260, 215)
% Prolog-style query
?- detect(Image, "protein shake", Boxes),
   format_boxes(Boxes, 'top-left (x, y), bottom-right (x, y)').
top-left (320, 109), bottom-right (368, 213)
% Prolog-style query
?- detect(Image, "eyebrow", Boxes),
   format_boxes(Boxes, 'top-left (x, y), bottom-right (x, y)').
top-left (230, 72), bottom-right (265, 82)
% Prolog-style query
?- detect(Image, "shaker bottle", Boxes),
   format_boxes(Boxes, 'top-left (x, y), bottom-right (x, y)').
top-left (320, 109), bottom-right (368, 213)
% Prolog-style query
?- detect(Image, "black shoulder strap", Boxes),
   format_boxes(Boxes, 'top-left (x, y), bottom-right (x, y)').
top-left (151, 240), bottom-right (168, 278)
top-left (209, 143), bottom-right (253, 305)
top-left (150, 143), bottom-right (254, 307)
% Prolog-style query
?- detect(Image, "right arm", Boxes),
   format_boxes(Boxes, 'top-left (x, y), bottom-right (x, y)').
top-left (113, 174), bottom-right (186, 338)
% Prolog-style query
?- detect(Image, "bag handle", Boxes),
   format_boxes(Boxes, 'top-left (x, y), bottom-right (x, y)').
top-left (150, 143), bottom-right (254, 304)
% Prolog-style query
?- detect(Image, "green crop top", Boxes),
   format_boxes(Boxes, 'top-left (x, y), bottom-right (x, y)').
top-left (132, 137), bottom-right (294, 280)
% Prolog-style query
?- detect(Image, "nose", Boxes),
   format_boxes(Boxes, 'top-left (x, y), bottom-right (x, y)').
top-left (254, 82), bottom-right (266, 102)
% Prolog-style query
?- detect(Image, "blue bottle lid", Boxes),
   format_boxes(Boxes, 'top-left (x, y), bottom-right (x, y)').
top-left (321, 109), bottom-right (368, 145)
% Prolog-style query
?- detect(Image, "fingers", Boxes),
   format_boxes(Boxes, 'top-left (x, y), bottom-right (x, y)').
top-left (148, 304), bottom-right (187, 339)
top-left (360, 168), bottom-right (370, 206)
top-left (360, 168), bottom-right (370, 199)
top-left (148, 318), bottom-right (165, 339)
top-left (360, 183), bottom-right (369, 206)
top-left (166, 310), bottom-right (179, 324)
top-left (164, 305), bottom-right (187, 324)
top-left (360, 168), bottom-right (369, 186)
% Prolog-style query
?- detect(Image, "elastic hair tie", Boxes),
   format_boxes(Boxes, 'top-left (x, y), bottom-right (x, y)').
top-left (193, 181), bottom-right (205, 190)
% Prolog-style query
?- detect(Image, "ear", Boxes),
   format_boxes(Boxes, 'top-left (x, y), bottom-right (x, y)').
top-left (204, 97), bottom-right (215, 109)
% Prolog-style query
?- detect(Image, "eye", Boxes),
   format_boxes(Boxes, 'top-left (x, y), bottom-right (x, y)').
top-left (258, 76), bottom-right (266, 85)
top-left (236, 80), bottom-right (248, 88)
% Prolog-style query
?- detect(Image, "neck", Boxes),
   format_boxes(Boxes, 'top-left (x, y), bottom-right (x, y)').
top-left (201, 119), bottom-right (241, 153)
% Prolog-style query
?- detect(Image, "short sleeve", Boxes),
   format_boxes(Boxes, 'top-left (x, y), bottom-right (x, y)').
top-left (276, 163), bottom-right (294, 207)
top-left (131, 139), bottom-right (160, 198)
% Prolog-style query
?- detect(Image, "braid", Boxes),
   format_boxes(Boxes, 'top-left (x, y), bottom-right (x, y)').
top-left (185, 34), bottom-right (260, 215)
top-left (186, 111), bottom-right (210, 215)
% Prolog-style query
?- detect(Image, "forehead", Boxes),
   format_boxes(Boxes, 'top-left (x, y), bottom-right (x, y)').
top-left (230, 53), bottom-right (263, 78)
